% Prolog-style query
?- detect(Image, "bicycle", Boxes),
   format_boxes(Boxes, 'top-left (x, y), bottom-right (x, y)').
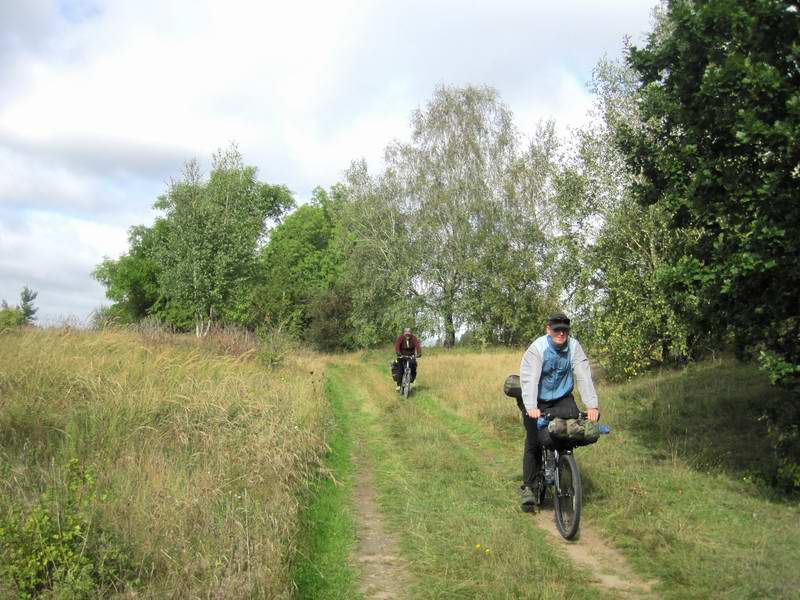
top-left (534, 412), bottom-right (609, 539)
top-left (502, 375), bottom-right (607, 540)
top-left (397, 355), bottom-right (419, 398)
top-left (536, 426), bottom-right (582, 538)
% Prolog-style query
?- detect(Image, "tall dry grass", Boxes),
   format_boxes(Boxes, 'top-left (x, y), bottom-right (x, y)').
top-left (0, 327), bottom-right (328, 598)
top-left (419, 348), bottom-right (528, 434)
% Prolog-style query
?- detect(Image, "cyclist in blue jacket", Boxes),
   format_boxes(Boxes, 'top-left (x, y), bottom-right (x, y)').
top-left (518, 312), bottom-right (600, 510)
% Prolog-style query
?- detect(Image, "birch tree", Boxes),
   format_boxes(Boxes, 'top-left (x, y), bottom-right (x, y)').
top-left (387, 85), bottom-right (519, 346)
top-left (155, 145), bottom-right (293, 336)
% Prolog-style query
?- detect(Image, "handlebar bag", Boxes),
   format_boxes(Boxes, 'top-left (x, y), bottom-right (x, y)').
top-left (547, 418), bottom-right (600, 446)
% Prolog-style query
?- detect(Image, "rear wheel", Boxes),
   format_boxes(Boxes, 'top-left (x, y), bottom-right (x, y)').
top-left (553, 452), bottom-right (582, 540)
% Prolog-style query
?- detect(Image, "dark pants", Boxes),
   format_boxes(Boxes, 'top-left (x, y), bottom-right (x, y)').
top-left (520, 394), bottom-right (580, 488)
top-left (394, 356), bottom-right (417, 384)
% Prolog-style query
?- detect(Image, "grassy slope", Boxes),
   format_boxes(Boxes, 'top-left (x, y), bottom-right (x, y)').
top-left (3, 330), bottom-right (797, 598)
top-left (408, 348), bottom-right (800, 600)
top-left (0, 328), bottom-right (328, 598)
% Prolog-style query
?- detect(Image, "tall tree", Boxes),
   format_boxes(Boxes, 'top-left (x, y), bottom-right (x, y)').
top-left (618, 0), bottom-right (800, 387)
top-left (154, 145), bottom-right (293, 335)
top-left (338, 160), bottom-right (424, 346)
top-left (556, 53), bottom-right (700, 379)
top-left (464, 121), bottom-right (562, 344)
top-left (19, 286), bottom-right (38, 324)
top-left (253, 188), bottom-right (345, 337)
top-left (386, 85), bottom-right (520, 346)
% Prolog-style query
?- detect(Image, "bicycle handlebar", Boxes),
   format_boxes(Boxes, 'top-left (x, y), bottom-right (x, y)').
top-left (537, 412), bottom-right (611, 434)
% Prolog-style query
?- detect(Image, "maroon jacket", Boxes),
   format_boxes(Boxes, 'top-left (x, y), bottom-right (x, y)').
top-left (394, 334), bottom-right (422, 357)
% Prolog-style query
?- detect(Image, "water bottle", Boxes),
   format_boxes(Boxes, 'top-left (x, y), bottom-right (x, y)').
top-left (536, 416), bottom-right (549, 430)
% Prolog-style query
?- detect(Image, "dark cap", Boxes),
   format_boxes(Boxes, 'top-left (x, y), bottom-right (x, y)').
top-left (547, 312), bottom-right (571, 331)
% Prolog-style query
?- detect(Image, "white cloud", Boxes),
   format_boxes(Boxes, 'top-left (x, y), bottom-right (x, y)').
top-left (0, 0), bottom-right (659, 319)
top-left (0, 210), bottom-right (129, 321)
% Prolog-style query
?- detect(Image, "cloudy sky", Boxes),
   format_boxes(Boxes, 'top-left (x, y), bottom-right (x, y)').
top-left (0, 0), bottom-right (657, 323)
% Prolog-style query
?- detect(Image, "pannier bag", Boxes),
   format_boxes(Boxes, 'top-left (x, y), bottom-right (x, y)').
top-left (547, 418), bottom-right (600, 446)
top-left (390, 361), bottom-right (400, 379)
top-left (503, 374), bottom-right (522, 400)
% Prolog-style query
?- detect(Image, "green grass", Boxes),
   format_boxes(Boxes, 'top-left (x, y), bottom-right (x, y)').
top-left (409, 349), bottom-right (800, 600)
top-left (330, 354), bottom-right (610, 600)
top-left (292, 367), bottom-right (360, 599)
top-left (4, 330), bottom-right (797, 598)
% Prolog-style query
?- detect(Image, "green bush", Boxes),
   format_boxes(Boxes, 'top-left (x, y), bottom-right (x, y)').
top-left (0, 459), bottom-right (135, 598)
top-left (0, 307), bottom-right (25, 330)
top-left (256, 322), bottom-right (293, 367)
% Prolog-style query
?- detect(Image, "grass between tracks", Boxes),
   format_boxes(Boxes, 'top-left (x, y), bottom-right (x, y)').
top-left (0, 328), bottom-right (328, 598)
top-left (412, 347), bottom-right (800, 600)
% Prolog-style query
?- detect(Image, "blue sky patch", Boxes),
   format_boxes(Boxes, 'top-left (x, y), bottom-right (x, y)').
top-left (58, 0), bottom-right (101, 25)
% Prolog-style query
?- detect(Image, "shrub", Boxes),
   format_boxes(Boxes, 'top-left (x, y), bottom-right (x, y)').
top-left (0, 459), bottom-right (135, 598)
top-left (0, 307), bottom-right (25, 330)
top-left (256, 322), bottom-right (293, 367)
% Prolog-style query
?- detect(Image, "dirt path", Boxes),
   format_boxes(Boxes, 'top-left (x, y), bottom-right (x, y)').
top-left (338, 358), bottom-right (660, 599)
top-left (404, 385), bottom-right (662, 598)
top-left (531, 509), bottom-right (660, 599)
top-left (351, 442), bottom-right (413, 600)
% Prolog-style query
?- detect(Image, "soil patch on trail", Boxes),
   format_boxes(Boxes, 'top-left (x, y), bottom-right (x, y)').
top-left (532, 509), bottom-right (660, 599)
top-left (351, 448), bottom-right (413, 600)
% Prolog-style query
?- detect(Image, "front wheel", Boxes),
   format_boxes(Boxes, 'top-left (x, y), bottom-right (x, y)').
top-left (401, 368), bottom-right (411, 398)
top-left (553, 452), bottom-right (582, 540)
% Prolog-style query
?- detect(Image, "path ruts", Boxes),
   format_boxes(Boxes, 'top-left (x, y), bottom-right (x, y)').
top-left (334, 356), bottom-right (662, 599)
top-left (352, 447), bottom-right (412, 599)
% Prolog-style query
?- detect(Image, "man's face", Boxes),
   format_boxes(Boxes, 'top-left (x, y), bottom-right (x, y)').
top-left (546, 325), bottom-right (569, 347)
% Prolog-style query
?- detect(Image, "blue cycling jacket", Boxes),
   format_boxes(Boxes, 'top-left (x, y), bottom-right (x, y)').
top-left (519, 335), bottom-right (598, 413)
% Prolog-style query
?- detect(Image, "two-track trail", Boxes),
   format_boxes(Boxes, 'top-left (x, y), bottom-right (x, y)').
top-left (328, 355), bottom-right (661, 600)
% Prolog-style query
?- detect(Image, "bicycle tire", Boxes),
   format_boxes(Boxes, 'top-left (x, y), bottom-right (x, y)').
top-left (401, 368), bottom-right (411, 398)
top-left (553, 452), bottom-right (582, 540)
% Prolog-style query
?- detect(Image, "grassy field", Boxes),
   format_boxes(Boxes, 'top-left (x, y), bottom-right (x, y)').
top-left (3, 329), bottom-right (798, 598)
top-left (405, 348), bottom-right (800, 599)
top-left (0, 327), bottom-right (328, 598)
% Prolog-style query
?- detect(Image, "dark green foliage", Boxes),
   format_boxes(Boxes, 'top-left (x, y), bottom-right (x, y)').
top-left (254, 199), bottom-right (343, 337)
top-left (619, 0), bottom-right (800, 388)
top-left (93, 222), bottom-right (168, 325)
top-left (305, 285), bottom-right (355, 351)
top-left (19, 287), bottom-right (38, 324)
top-left (0, 459), bottom-right (135, 598)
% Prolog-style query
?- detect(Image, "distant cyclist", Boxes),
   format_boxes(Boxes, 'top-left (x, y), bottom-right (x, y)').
top-left (393, 327), bottom-right (422, 391)
top-left (518, 313), bottom-right (599, 510)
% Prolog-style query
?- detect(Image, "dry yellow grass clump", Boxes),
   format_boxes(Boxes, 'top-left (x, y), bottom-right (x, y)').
top-left (421, 348), bottom-right (607, 436)
top-left (421, 349), bottom-right (526, 431)
top-left (0, 327), bottom-right (329, 598)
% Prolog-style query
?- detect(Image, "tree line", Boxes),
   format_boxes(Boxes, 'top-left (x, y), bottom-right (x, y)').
top-left (95, 1), bottom-right (799, 394)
